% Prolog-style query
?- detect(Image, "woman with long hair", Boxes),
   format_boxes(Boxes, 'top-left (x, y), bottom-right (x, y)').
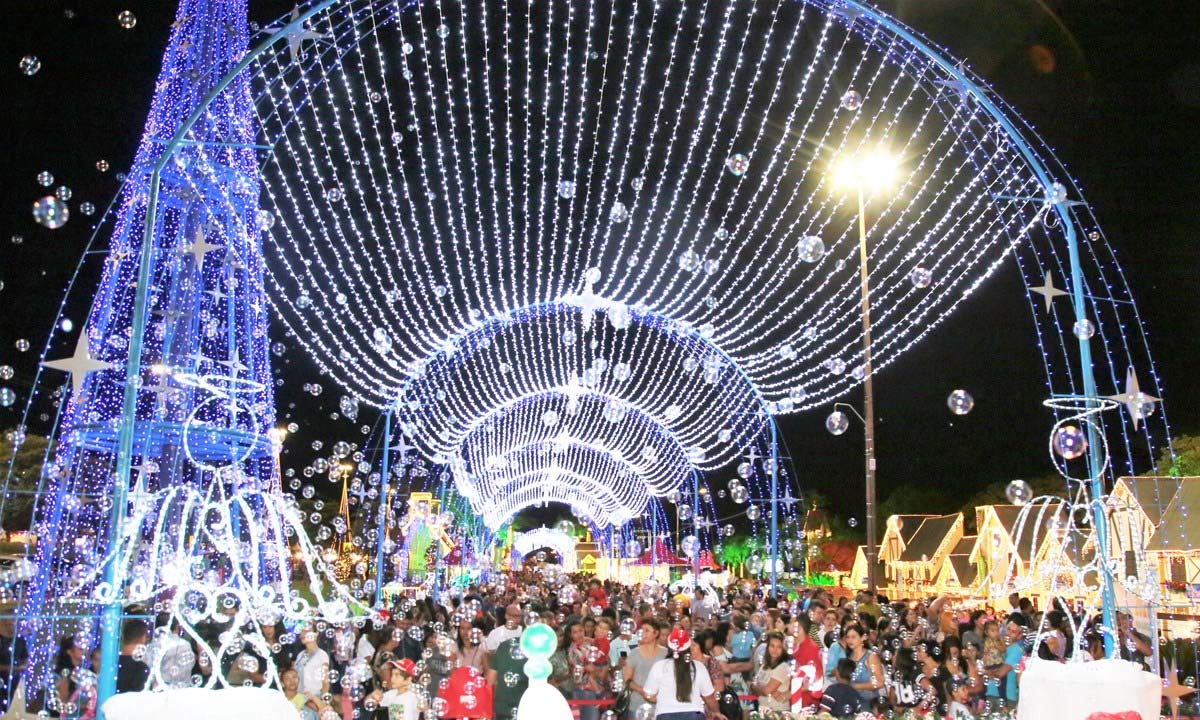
top-left (844, 623), bottom-right (885, 710)
top-left (642, 628), bottom-right (726, 720)
top-left (749, 631), bottom-right (790, 712)
top-left (455, 617), bottom-right (488, 674)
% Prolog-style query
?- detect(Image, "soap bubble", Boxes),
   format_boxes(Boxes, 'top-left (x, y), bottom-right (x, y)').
top-left (79, 202), bottom-right (96, 216)
top-left (680, 536), bottom-right (699, 557)
top-left (1052, 424), bottom-right (1088, 460)
top-left (840, 89), bottom-right (863, 110)
top-left (1073, 319), bottom-right (1095, 340)
top-left (557, 180), bottom-right (576, 199)
top-left (825, 411), bottom-right (849, 435)
top-left (0, 389), bottom-right (15, 408)
top-left (1005, 480), bottom-right (1032, 506)
top-left (19, 56), bottom-right (41, 76)
top-left (797, 235), bottom-right (825, 263)
top-left (909, 267), bottom-right (933, 288)
top-left (36, 171), bottom-right (54, 187)
top-left (677, 250), bottom-right (700, 273)
top-left (117, 10), bottom-right (137, 29)
top-left (609, 202), bottom-right (629, 223)
top-left (946, 389), bottom-right (974, 415)
top-left (624, 540), bottom-right (642, 558)
top-left (746, 505), bottom-right (760, 521)
top-left (33, 197), bottom-right (69, 229)
top-left (96, 160), bottom-right (110, 172)
top-left (1045, 182), bottom-right (1068, 204)
top-left (725, 153), bottom-right (749, 176)
top-left (55, 186), bottom-right (72, 202)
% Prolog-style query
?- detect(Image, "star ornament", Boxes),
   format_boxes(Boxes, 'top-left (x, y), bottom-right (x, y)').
top-left (1162, 660), bottom-right (1196, 720)
top-left (42, 334), bottom-right (118, 396)
top-left (1106, 366), bottom-right (1160, 430)
top-left (1029, 270), bottom-right (1069, 313)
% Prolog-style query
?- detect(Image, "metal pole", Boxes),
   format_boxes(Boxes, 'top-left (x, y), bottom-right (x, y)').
top-left (858, 188), bottom-right (879, 596)
top-left (770, 418), bottom-right (779, 598)
top-left (1063, 220), bottom-right (1118, 655)
top-left (692, 472), bottom-right (701, 600)
top-left (374, 410), bottom-right (392, 607)
top-left (432, 480), bottom-right (447, 607)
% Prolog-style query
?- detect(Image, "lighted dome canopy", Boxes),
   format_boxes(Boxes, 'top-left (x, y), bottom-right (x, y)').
top-left (395, 303), bottom-right (766, 468)
top-left (144, 0), bottom-right (1171, 487)
top-left (454, 391), bottom-right (691, 498)
top-left (478, 469), bottom-right (642, 530)
top-left (250, 0), bottom-right (1101, 414)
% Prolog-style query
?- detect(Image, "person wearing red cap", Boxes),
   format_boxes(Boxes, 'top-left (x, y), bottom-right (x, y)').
top-left (642, 628), bottom-right (727, 720)
top-left (368, 657), bottom-right (420, 720)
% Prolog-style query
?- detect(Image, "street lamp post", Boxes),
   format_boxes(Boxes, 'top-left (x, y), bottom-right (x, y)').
top-left (832, 148), bottom-right (900, 596)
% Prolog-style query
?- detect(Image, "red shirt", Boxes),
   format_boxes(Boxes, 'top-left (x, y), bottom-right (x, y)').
top-left (791, 636), bottom-right (824, 708)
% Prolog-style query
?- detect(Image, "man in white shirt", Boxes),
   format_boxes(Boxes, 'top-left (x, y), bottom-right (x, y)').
top-left (485, 604), bottom-right (524, 653)
top-left (294, 629), bottom-right (330, 700)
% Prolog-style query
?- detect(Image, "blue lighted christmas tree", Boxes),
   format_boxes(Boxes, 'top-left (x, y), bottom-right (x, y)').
top-left (20, 0), bottom-right (278, 692)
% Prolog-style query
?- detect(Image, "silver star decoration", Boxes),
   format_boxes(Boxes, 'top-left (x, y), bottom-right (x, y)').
top-left (42, 334), bottom-right (118, 396)
top-left (1105, 366), bottom-right (1160, 431)
top-left (206, 287), bottom-right (227, 303)
top-left (933, 62), bottom-right (974, 107)
top-left (831, 3), bottom-right (867, 24)
top-left (262, 6), bottom-right (333, 64)
top-left (1029, 270), bottom-right (1069, 313)
top-left (184, 227), bottom-right (222, 268)
top-left (218, 350), bottom-right (248, 378)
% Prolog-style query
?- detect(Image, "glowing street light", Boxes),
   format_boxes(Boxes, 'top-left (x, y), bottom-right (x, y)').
top-left (829, 146), bottom-right (902, 595)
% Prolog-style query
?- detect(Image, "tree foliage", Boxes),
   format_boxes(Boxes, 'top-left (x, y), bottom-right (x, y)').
top-left (1, 430), bottom-right (49, 532)
top-left (1152, 434), bottom-right (1200, 477)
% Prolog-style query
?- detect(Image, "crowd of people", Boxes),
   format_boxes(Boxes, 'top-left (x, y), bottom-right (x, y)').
top-left (29, 571), bottom-right (1155, 720)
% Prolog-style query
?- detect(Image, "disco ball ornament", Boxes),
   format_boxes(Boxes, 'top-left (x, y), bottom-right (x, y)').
top-left (1073, 319), bottom-right (1096, 340)
top-left (946, 389), bottom-right (974, 415)
top-left (1005, 479), bottom-right (1033, 506)
top-left (796, 235), bottom-right (825, 263)
top-left (19, 56), bottom-right (41, 76)
top-left (32, 196), bottom-right (69, 229)
top-left (908, 267), bottom-right (933, 288)
top-left (725, 153), bottom-right (749, 176)
top-left (1052, 424), bottom-right (1088, 460)
top-left (840, 89), bottom-right (863, 110)
top-left (117, 10), bottom-right (137, 29)
top-left (825, 410), bottom-right (849, 435)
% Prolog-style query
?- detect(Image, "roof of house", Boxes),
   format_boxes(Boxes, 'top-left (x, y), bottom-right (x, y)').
top-left (1114, 476), bottom-right (1185, 527)
top-left (898, 514), bottom-right (961, 563)
top-left (852, 545), bottom-right (888, 584)
top-left (947, 553), bottom-right (979, 587)
top-left (1140, 477), bottom-right (1200, 552)
top-left (888, 515), bottom-right (938, 544)
top-left (987, 505), bottom-right (1045, 562)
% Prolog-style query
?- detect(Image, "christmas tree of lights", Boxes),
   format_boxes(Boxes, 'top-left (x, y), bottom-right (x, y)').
top-left (19, 0), bottom-right (279, 693)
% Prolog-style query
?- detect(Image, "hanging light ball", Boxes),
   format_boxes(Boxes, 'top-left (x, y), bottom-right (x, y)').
top-left (825, 410), bottom-right (849, 435)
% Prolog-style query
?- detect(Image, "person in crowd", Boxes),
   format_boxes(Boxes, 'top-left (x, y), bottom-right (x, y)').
top-left (642, 628), bottom-right (726, 720)
top-left (945, 676), bottom-right (976, 720)
top-left (455, 617), bottom-right (488, 674)
top-left (0, 618), bottom-right (28, 712)
top-left (749, 630), bottom-right (790, 713)
top-left (485, 636), bottom-right (527, 720)
top-left (985, 614), bottom-right (1028, 708)
top-left (843, 623), bottom-right (885, 711)
top-left (819, 658), bottom-right (864, 718)
top-left (115, 621), bottom-right (150, 694)
top-left (281, 666), bottom-right (321, 720)
top-left (368, 658), bottom-right (420, 720)
top-left (624, 619), bottom-right (668, 720)
top-left (791, 614), bottom-right (824, 710)
top-left (294, 628), bottom-right (331, 707)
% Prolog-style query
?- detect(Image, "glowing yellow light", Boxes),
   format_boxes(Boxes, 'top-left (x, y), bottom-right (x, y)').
top-left (831, 148), bottom-right (901, 192)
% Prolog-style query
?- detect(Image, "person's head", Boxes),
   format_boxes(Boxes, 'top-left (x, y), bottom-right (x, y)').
top-left (56, 636), bottom-right (83, 669)
top-left (504, 603), bottom-right (523, 629)
top-left (301, 627), bottom-right (319, 650)
top-left (388, 658), bottom-right (416, 692)
top-left (121, 620), bottom-right (148, 648)
top-left (835, 657), bottom-right (856, 683)
top-left (666, 628), bottom-right (694, 703)
top-left (940, 635), bottom-right (962, 664)
top-left (281, 668), bottom-right (299, 693)
top-left (796, 612), bottom-right (812, 638)
top-left (1008, 592), bottom-right (1020, 609)
top-left (763, 630), bottom-right (787, 668)
top-left (915, 639), bottom-right (938, 665)
top-left (970, 609), bottom-right (988, 632)
top-left (595, 617), bottom-right (614, 641)
top-left (963, 638), bottom-right (981, 661)
top-left (843, 623), bottom-right (867, 652)
top-left (562, 620), bottom-right (583, 651)
top-left (984, 620), bottom-right (1000, 640)
top-left (1005, 614), bottom-right (1028, 644)
top-left (948, 677), bottom-right (970, 704)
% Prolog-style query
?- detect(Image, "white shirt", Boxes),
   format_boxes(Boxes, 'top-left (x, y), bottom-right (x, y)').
top-left (147, 632), bottom-right (194, 688)
top-left (355, 634), bottom-right (376, 662)
top-left (295, 647), bottom-right (330, 695)
top-left (643, 658), bottom-right (713, 714)
top-left (380, 688), bottom-right (420, 720)
top-left (485, 625), bottom-right (523, 653)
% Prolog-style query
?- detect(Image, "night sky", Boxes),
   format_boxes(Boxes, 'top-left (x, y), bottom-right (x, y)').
top-left (1, 0), bottom-right (1198, 526)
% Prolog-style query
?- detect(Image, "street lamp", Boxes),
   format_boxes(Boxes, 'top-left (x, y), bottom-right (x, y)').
top-left (830, 146), bottom-right (901, 595)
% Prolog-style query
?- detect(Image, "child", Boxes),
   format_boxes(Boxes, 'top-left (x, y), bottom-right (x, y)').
top-left (370, 658), bottom-right (421, 720)
top-left (981, 620), bottom-right (1004, 701)
top-left (713, 670), bottom-right (743, 720)
top-left (946, 677), bottom-right (976, 720)
top-left (818, 659), bottom-right (863, 718)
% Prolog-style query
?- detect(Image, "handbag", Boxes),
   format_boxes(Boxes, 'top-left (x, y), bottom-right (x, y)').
top-left (612, 687), bottom-right (632, 716)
